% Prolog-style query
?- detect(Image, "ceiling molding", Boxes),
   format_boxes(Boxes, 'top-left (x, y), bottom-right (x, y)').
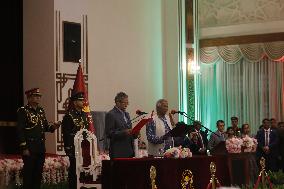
top-left (199, 32), bottom-right (284, 48)
top-left (200, 20), bottom-right (284, 39)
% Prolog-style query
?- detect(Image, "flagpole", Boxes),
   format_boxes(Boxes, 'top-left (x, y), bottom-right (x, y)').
top-left (71, 63), bottom-right (95, 134)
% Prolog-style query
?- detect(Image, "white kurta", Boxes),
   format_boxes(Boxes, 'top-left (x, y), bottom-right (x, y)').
top-left (147, 115), bottom-right (173, 156)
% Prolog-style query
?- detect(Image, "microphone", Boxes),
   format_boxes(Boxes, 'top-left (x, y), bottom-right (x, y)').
top-left (171, 110), bottom-right (186, 115)
top-left (136, 110), bottom-right (148, 115)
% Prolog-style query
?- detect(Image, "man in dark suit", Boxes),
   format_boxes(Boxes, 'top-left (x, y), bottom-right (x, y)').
top-left (256, 118), bottom-right (279, 172)
top-left (183, 121), bottom-right (208, 155)
top-left (105, 92), bottom-right (137, 158)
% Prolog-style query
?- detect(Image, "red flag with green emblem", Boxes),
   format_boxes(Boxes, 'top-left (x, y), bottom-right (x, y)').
top-left (70, 64), bottom-right (95, 133)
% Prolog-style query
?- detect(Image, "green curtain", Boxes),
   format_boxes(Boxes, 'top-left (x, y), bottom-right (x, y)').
top-left (200, 57), bottom-right (284, 135)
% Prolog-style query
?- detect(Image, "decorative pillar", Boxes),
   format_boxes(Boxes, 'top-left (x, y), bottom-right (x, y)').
top-left (185, 0), bottom-right (200, 123)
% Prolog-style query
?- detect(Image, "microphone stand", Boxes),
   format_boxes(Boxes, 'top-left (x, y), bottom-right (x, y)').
top-left (125, 114), bottom-right (145, 127)
top-left (178, 112), bottom-right (220, 137)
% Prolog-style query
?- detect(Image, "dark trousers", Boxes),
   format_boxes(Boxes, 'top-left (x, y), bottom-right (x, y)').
top-left (279, 156), bottom-right (284, 172)
top-left (266, 156), bottom-right (278, 172)
top-left (22, 153), bottom-right (45, 189)
top-left (68, 155), bottom-right (77, 189)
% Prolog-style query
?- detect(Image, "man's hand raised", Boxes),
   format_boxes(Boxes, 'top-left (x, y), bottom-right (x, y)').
top-left (52, 121), bottom-right (61, 130)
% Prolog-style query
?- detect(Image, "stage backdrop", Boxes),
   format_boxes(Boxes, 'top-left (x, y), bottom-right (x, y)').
top-left (23, 0), bottom-right (180, 154)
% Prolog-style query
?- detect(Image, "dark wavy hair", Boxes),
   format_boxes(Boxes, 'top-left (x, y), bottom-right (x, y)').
top-left (216, 120), bottom-right (224, 126)
top-left (114, 92), bottom-right (128, 103)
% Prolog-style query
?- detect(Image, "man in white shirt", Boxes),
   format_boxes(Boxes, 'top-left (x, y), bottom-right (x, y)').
top-left (146, 99), bottom-right (175, 156)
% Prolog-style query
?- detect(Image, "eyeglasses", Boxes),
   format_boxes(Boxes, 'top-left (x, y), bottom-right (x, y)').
top-left (119, 100), bottom-right (129, 104)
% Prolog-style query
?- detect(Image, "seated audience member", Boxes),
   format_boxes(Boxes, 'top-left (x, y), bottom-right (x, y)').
top-left (226, 127), bottom-right (234, 139)
top-left (256, 118), bottom-right (279, 172)
top-left (231, 116), bottom-right (241, 137)
top-left (146, 99), bottom-right (175, 156)
top-left (183, 121), bottom-right (208, 155)
top-left (208, 120), bottom-right (226, 152)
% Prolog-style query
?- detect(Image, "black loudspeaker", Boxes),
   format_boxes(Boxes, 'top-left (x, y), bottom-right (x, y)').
top-left (63, 21), bottom-right (81, 63)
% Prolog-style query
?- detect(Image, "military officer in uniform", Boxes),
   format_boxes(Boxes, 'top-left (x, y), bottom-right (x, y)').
top-left (17, 88), bottom-right (61, 189)
top-left (62, 91), bottom-right (89, 189)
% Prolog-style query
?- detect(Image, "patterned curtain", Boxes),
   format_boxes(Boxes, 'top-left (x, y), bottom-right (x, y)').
top-left (199, 41), bottom-right (284, 135)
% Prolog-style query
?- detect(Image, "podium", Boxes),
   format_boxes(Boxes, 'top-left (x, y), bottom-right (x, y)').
top-left (227, 153), bottom-right (251, 186)
top-left (210, 141), bottom-right (228, 155)
top-left (102, 156), bottom-right (231, 189)
top-left (210, 141), bottom-right (253, 186)
top-left (164, 122), bottom-right (192, 137)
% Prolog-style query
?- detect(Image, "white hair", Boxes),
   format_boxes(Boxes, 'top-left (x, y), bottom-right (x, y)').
top-left (156, 99), bottom-right (167, 109)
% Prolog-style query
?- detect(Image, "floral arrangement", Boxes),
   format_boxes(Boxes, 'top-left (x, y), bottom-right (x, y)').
top-left (225, 137), bottom-right (243, 153)
top-left (0, 160), bottom-right (4, 172)
top-left (226, 136), bottom-right (258, 153)
top-left (138, 149), bottom-right (148, 158)
top-left (163, 146), bottom-right (192, 158)
top-left (0, 151), bottom-right (111, 187)
top-left (0, 158), bottom-right (24, 186)
top-left (98, 152), bottom-right (110, 161)
top-left (42, 156), bottom-right (69, 184)
top-left (0, 155), bottom-right (69, 187)
top-left (241, 135), bottom-right (257, 153)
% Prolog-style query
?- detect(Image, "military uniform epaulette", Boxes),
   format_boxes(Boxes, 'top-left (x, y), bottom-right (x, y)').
top-left (17, 106), bottom-right (25, 112)
top-left (24, 104), bottom-right (44, 110)
top-left (37, 106), bottom-right (44, 111)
